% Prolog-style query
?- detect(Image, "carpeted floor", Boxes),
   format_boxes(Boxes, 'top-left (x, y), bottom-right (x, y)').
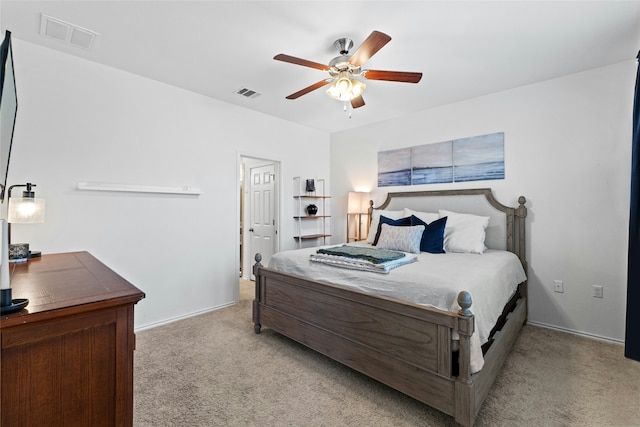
top-left (133, 280), bottom-right (640, 426)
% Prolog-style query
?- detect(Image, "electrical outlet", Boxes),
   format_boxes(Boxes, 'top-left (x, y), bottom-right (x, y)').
top-left (593, 285), bottom-right (604, 298)
top-left (554, 280), bottom-right (564, 293)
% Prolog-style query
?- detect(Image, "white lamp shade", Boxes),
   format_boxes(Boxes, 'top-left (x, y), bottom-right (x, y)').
top-left (347, 192), bottom-right (370, 214)
top-left (8, 197), bottom-right (45, 223)
top-left (350, 79), bottom-right (366, 97)
top-left (326, 74), bottom-right (366, 101)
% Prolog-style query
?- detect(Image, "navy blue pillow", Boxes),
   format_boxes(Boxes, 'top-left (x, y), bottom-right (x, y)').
top-left (373, 215), bottom-right (412, 246)
top-left (409, 215), bottom-right (447, 253)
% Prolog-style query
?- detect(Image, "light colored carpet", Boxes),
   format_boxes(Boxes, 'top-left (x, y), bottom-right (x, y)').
top-left (133, 280), bottom-right (640, 426)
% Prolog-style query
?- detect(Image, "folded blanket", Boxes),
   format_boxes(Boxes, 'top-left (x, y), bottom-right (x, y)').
top-left (310, 252), bottom-right (417, 274)
top-left (317, 245), bottom-right (405, 264)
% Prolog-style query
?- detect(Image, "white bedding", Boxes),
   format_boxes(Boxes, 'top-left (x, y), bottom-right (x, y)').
top-left (268, 242), bottom-right (527, 373)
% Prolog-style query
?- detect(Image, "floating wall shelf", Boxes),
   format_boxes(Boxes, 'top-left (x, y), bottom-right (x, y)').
top-left (77, 182), bottom-right (202, 195)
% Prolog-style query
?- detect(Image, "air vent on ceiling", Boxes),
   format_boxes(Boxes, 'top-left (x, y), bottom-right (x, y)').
top-left (234, 87), bottom-right (262, 99)
top-left (39, 13), bottom-right (100, 50)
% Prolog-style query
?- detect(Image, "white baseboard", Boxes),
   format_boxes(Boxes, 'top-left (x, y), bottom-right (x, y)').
top-left (527, 321), bottom-right (624, 345)
top-left (134, 301), bottom-right (237, 332)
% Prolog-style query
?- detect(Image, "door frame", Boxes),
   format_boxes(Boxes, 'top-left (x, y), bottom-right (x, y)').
top-left (238, 153), bottom-right (281, 281)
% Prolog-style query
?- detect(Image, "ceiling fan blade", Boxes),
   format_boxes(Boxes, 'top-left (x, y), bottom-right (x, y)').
top-left (274, 54), bottom-right (330, 71)
top-left (285, 80), bottom-right (331, 99)
top-left (348, 31), bottom-right (392, 67)
top-left (363, 70), bottom-right (423, 83)
top-left (351, 95), bottom-right (365, 109)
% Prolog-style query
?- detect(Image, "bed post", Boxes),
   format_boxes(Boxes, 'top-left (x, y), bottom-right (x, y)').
top-left (455, 290), bottom-right (476, 427)
top-left (516, 196), bottom-right (528, 320)
top-left (252, 253), bottom-right (263, 334)
top-left (516, 196), bottom-right (527, 269)
top-left (456, 291), bottom-right (474, 383)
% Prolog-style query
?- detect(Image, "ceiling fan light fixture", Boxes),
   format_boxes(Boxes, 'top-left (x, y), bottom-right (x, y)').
top-left (326, 72), bottom-right (366, 102)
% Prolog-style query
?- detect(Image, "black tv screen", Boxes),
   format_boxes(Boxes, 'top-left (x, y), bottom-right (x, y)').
top-left (0, 30), bottom-right (17, 203)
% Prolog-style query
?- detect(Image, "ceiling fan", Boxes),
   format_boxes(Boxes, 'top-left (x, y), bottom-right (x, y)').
top-left (274, 30), bottom-right (422, 112)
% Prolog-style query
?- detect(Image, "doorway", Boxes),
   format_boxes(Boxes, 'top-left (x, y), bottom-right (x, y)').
top-left (239, 156), bottom-right (280, 280)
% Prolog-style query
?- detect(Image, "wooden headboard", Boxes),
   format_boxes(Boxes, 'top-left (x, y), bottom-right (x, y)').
top-left (373, 188), bottom-right (527, 269)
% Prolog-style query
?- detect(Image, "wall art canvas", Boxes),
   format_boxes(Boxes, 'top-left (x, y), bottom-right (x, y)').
top-left (378, 148), bottom-right (411, 187)
top-left (411, 141), bottom-right (453, 185)
top-left (453, 133), bottom-right (504, 182)
top-left (378, 132), bottom-right (504, 187)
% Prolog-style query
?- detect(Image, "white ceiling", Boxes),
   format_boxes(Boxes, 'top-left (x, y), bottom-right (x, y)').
top-left (2, 1), bottom-right (639, 133)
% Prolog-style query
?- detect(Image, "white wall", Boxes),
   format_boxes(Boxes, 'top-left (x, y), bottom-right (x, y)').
top-left (9, 39), bottom-right (329, 329)
top-left (330, 60), bottom-right (635, 342)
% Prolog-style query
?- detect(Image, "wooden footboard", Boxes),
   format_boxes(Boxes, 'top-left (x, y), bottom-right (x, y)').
top-left (252, 257), bottom-right (525, 426)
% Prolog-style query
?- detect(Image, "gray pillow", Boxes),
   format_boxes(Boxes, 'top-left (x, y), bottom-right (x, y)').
top-left (375, 223), bottom-right (425, 254)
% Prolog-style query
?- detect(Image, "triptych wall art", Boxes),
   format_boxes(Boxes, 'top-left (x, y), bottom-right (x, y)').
top-left (378, 132), bottom-right (505, 187)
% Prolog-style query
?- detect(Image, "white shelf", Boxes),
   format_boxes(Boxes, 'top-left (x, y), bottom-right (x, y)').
top-left (77, 182), bottom-right (202, 195)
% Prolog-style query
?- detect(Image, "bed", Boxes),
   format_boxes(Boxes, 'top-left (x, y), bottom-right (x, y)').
top-left (252, 188), bottom-right (528, 426)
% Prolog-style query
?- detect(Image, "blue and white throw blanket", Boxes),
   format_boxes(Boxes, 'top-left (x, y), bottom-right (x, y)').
top-left (311, 245), bottom-right (417, 274)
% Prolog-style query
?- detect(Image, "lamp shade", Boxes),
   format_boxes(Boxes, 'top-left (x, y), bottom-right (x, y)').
top-left (8, 197), bottom-right (45, 223)
top-left (347, 192), bottom-right (370, 214)
top-left (326, 73), bottom-right (366, 102)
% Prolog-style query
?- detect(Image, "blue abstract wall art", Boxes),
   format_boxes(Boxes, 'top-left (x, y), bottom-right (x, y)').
top-left (378, 147), bottom-right (411, 187)
top-left (453, 133), bottom-right (505, 182)
top-left (411, 141), bottom-right (453, 185)
top-left (378, 132), bottom-right (504, 187)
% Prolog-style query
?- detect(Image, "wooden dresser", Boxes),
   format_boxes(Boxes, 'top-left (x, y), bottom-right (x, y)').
top-left (0, 251), bottom-right (145, 426)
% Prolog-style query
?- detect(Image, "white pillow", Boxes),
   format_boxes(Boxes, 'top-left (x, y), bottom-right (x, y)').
top-left (376, 223), bottom-right (425, 254)
top-left (438, 209), bottom-right (490, 254)
top-left (403, 208), bottom-right (439, 224)
top-left (367, 209), bottom-right (405, 243)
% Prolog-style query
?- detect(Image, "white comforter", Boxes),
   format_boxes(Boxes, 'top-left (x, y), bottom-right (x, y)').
top-left (268, 242), bottom-right (527, 373)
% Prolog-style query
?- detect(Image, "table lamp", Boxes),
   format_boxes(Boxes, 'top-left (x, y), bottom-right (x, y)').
top-left (347, 191), bottom-right (371, 242)
top-left (7, 182), bottom-right (45, 262)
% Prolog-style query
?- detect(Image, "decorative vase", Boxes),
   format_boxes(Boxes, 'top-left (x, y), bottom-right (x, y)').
top-left (306, 204), bottom-right (318, 216)
top-left (305, 179), bottom-right (315, 194)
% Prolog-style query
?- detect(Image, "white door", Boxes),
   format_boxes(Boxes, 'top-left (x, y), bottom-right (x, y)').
top-left (249, 163), bottom-right (276, 278)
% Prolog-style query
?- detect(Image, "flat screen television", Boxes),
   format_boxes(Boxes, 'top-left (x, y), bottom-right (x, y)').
top-left (0, 30), bottom-right (17, 203)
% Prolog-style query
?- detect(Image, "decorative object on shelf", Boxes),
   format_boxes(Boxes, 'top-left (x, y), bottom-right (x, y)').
top-left (305, 179), bottom-right (315, 194)
top-left (7, 182), bottom-right (45, 259)
top-left (347, 191), bottom-right (371, 242)
top-left (306, 204), bottom-right (318, 216)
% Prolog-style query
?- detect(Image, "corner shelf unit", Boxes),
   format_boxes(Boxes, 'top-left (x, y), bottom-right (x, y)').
top-left (293, 177), bottom-right (331, 247)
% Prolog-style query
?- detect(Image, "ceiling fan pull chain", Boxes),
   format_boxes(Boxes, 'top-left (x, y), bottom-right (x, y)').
top-left (346, 101), bottom-right (352, 119)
